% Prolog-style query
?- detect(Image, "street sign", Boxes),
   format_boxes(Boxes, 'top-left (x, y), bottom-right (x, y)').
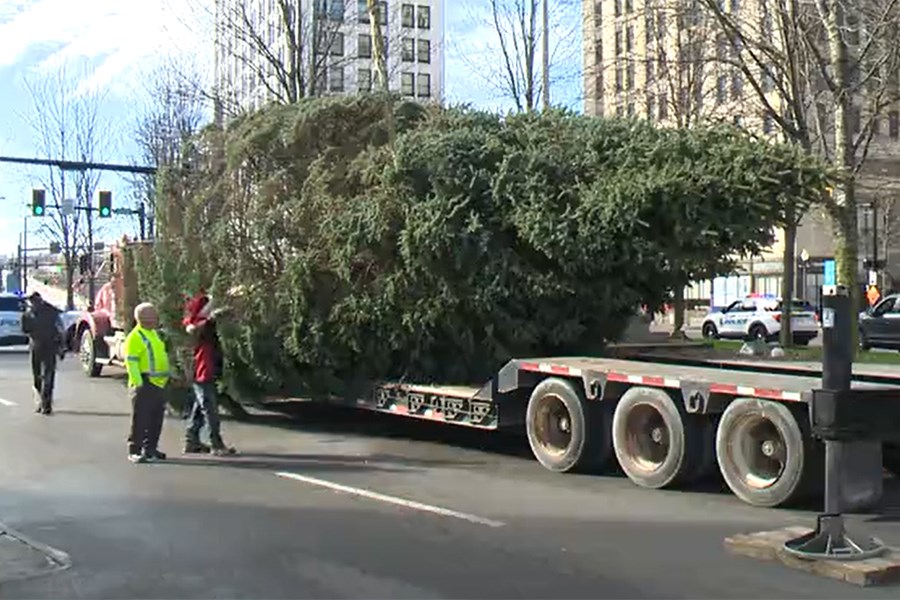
top-left (49, 242), bottom-right (61, 254)
top-left (824, 259), bottom-right (836, 286)
top-left (61, 198), bottom-right (75, 215)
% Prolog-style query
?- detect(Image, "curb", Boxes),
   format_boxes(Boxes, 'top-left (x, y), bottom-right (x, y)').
top-left (0, 523), bottom-right (72, 585)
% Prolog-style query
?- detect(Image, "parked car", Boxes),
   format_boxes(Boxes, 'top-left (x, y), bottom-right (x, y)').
top-left (0, 293), bottom-right (27, 347)
top-left (701, 294), bottom-right (819, 345)
top-left (858, 293), bottom-right (900, 350)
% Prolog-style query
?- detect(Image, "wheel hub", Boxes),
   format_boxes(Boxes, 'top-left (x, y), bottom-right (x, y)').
top-left (730, 416), bottom-right (787, 490)
top-left (534, 394), bottom-right (573, 456)
top-left (623, 403), bottom-right (670, 473)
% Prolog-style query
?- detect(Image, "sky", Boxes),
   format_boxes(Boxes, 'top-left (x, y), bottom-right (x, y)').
top-left (0, 0), bottom-right (583, 258)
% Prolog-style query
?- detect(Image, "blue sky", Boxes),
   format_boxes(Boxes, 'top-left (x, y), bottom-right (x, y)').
top-left (0, 0), bottom-right (582, 258)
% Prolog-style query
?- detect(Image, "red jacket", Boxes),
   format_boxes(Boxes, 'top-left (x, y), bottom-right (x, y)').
top-left (184, 293), bottom-right (224, 383)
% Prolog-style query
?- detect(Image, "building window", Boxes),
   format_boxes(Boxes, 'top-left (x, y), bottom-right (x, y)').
top-left (417, 39), bottom-right (431, 63)
top-left (615, 30), bottom-right (622, 56)
top-left (731, 72), bottom-right (743, 100)
top-left (716, 75), bottom-right (727, 104)
top-left (626, 0), bottom-right (633, 13)
top-left (762, 112), bottom-right (773, 133)
top-left (762, 69), bottom-right (774, 93)
top-left (646, 59), bottom-right (654, 83)
top-left (659, 92), bottom-right (668, 119)
top-left (330, 32), bottom-right (345, 57)
top-left (615, 0), bottom-right (622, 17)
top-left (626, 62), bottom-right (635, 90)
top-left (358, 68), bottom-right (372, 93)
top-left (873, 117), bottom-right (881, 136)
top-left (402, 4), bottom-right (415, 28)
top-left (359, 1), bottom-right (386, 25)
top-left (850, 105), bottom-right (861, 134)
top-left (402, 72), bottom-right (415, 96)
top-left (616, 105), bottom-right (624, 118)
top-left (358, 34), bottom-right (372, 58)
top-left (402, 38), bottom-right (415, 62)
top-left (417, 72), bottom-right (431, 97)
top-left (647, 93), bottom-right (655, 121)
top-left (329, 66), bottom-right (345, 92)
top-left (417, 4), bottom-right (431, 29)
top-left (730, 0), bottom-right (740, 12)
top-left (615, 67), bottom-right (623, 92)
top-left (733, 114), bottom-right (743, 127)
top-left (889, 110), bottom-right (900, 139)
top-left (626, 26), bottom-right (634, 53)
top-left (627, 102), bottom-right (635, 117)
top-left (645, 13), bottom-right (655, 45)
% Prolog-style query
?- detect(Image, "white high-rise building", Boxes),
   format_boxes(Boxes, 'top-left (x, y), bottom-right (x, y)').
top-left (215, 0), bottom-right (445, 114)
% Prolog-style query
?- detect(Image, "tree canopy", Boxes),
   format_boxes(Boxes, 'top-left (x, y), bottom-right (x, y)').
top-left (140, 94), bottom-right (830, 398)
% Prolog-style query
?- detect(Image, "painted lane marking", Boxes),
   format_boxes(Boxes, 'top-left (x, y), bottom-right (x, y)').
top-left (275, 471), bottom-right (505, 528)
top-left (0, 398), bottom-right (17, 407)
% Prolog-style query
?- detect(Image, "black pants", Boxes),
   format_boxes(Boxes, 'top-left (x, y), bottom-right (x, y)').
top-left (30, 348), bottom-right (57, 411)
top-left (127, 381), bottom-right (167, 455)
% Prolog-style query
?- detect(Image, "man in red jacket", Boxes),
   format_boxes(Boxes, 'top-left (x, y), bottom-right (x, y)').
top-left (183, 291), bottom-right (237, 456)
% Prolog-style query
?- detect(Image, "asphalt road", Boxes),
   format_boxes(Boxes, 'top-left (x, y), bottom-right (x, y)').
top-left (1, 348), bottom-right (900, 599)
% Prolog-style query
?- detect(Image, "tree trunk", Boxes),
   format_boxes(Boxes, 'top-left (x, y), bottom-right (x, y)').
top-left (65, 255), bottom-right (76, 311)
top-left (779, 221), bottom-right (797, 347)
top-left (368, 0), bottom-right (388, 92)
top-left (671, 282), bottom-right (686, 339)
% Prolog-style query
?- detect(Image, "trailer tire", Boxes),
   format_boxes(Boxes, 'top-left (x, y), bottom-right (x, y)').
top-left (611, 386), bottom-right (706, 489)
top-left (79, 328), bottom-right (102, 378)
top-left (716, 398), bottom-right (822, 508)
top-left (885, 443), bottom-right (900, 478)
top-left (526, 377), bottom-right (612, 473)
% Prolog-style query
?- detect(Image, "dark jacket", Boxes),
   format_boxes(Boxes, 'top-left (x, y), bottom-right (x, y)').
top-left (22, 301), bottom-right (63, 352)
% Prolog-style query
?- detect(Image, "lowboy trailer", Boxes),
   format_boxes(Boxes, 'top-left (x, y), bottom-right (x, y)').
top-left (328, 356), bottom-right (899, 509)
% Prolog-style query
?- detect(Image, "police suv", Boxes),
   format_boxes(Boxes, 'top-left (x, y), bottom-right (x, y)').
top-left (701, 293), bottom-right (819, 345)
top-left (0, 292), bottom-right (27, 347)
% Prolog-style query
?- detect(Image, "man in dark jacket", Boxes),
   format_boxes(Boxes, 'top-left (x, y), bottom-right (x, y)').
top-left (21, 292), bottom-right (64, 415)
top-left (183, 292), bottom-right (237, 456)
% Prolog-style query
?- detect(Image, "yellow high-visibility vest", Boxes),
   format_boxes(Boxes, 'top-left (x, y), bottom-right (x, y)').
top-left (124, 325), bottom-right (170, 388)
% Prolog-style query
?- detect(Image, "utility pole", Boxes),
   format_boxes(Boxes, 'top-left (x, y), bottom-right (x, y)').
top-left (22, 216), bottom-right (28, 294)
top-left (541, 0), bottom-right (550, 111)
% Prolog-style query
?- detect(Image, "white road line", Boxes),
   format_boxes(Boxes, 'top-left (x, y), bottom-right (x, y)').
top-left (0, 398), bottom-right (17, 407)
top-left (275, 471), bottom-right (505, 528)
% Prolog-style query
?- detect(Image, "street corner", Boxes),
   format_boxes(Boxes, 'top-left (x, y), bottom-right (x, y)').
top-left (0, 524), bottom-right (71, 585)
top-left (724, 526), bottom-right (900, 587)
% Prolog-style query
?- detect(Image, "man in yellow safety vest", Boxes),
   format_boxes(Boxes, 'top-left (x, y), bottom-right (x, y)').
top-left (124, 302), bottom-right (171, 464)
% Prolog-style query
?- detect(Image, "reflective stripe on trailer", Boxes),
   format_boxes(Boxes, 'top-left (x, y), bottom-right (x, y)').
top-left (518, 361), bottom-right (804, 402)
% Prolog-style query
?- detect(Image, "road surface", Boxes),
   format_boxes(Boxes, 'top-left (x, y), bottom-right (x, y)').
top-left (1, 348), bottom-right (899, 598)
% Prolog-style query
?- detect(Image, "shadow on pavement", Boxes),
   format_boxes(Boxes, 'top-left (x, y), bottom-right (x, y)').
top-left (250, 400), bottom-right (534, 461)
top-left (160, 450), bottom-right (482, 475)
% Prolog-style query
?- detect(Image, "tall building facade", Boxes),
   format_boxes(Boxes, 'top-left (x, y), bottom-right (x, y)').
top-left (215, 0), bottom-right (445, 114)
top-left (583, 0), bottom-right (900, 308)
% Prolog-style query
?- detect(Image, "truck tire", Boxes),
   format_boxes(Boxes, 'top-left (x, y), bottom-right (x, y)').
top-left (716, 398), bottom-right (823, 507)
top-left (611, 386), bottom-right (708, 489)
top-left (525, 377), bottom-right (613, 473)
top-left (885, 443), bottom-right (900, 478)
top-left (79, 329), bottom-right (103, 378)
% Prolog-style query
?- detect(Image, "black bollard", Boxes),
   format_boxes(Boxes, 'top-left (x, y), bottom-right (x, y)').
top-left (783, 285), bottom-right (885, 561)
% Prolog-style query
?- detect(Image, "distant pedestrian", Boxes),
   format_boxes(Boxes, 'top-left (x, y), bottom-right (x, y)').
top-left (182, 291), bottom-right (237, 456)
top-left (21, 292), bottom-right (65, 415)
top-left (124, 302), bottom-right (170, 464)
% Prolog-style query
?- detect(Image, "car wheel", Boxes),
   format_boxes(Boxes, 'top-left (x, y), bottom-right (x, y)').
top-left (859, 329), bottom-right (871, 351)
top-left (748, 324), bottom-right (768, 341)
top-left (701, 322), bottom-right (719, 340)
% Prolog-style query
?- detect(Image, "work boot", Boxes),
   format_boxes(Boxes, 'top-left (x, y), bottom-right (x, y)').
top-left (183, 442), bottom-right (211, 454)
top-left (211, 444), bottom-right (237, 457)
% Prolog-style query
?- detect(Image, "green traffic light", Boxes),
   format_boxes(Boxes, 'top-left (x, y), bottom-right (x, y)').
top-left (100, 208), bottom-right (110, 216)
top-left (34, 206), bottom-right (44, 216)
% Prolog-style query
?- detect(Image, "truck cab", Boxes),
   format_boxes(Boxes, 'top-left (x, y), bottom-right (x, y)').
top-left (75, 238), bottom-right (153, 376)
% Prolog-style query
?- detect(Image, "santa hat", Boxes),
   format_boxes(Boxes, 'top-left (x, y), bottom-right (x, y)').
top-left (183, 290), bottom-right (210, 332)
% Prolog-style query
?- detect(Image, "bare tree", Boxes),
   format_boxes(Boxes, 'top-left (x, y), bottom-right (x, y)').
top-left (366, 0), bottom-right (389, 91)
top-left (701, 0), bottom-right (900, 343)
top-left (130, 62), bottom-right (208, 240)
top-left (459, 0), bottom-right (580, 112)
top-left (21, 66), bottom-right (109, 310)
top-left (214, 0), bottom-right (358, 116)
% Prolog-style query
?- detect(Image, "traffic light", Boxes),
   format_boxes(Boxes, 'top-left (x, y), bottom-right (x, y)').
top-left (49, 241), bottom-right (61, 254)
top-left (98, 191), bottom-right (112, 218)
top-left (32, 189), bottom-right (46, 216)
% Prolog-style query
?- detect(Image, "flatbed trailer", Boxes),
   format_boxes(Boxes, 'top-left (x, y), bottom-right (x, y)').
top-left (330, 356), bottom-right (900, 509)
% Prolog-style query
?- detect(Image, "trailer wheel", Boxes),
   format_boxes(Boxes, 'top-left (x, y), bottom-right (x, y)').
top-left (611, 386), bottom-right (707, 489)
top-left (79, 328), bottom-right (102, 378)
top-left (525, 377), bottom-right (612, 473)
top-left (885, 443), bottom-right (900, 478)
top-left (716, 398), bottom-right (822, 507)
